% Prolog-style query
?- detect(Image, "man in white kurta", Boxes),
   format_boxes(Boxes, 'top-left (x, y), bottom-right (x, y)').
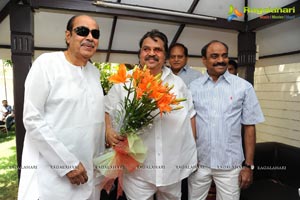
top-left (18, 15), bottom-right (105, 200)
top-left (105, 30), bottom-right (197, 200)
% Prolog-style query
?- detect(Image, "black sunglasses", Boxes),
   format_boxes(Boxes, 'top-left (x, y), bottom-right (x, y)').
top-left (73, 26), bottom-right (100, 39)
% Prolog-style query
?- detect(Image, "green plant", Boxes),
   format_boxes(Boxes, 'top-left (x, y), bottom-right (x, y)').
top-left (94, 62), bottom-right (119, 95)
top-left (3, 59), bottom-right (13, 67)
top-left (0, 133), bottom-right (18, 200)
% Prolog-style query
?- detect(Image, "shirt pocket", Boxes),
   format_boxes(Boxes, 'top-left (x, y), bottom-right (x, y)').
top-left (228, 91), bottom-right (244, 115)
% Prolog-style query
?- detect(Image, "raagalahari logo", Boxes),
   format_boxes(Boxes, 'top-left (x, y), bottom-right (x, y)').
top-left (227, 5), bottom-right (296, 21)
top-left (245, 6), bottom-right (296, 20)
top-left (227, 5), bottom-right (243, 21)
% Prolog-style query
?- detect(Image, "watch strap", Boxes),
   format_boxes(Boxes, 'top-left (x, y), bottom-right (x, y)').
top-left (242, 161), bottom-right (255, 170)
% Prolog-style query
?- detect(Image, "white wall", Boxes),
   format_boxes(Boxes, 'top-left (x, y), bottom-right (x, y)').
top-left (256, 54), bottom-right (300, 67)
top-left (256, 19), bottom-right (300, 57)
top-left (0, 60), bottom-right (14, 105)
top-left (254, 60), bottom-right (300, 147)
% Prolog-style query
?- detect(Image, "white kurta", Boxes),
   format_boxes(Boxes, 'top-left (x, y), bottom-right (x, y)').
top-left (18, 52), bottom-right (105, 200)
top-left (105, 66), bottom-right (197, 186)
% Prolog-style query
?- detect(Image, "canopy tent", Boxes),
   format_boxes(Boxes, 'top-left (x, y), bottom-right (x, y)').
top-left (1, 0), bottom-right (299, 64)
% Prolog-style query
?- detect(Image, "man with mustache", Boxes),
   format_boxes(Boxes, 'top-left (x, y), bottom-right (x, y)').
top-left (188, 40), bottom-right (264, 200)
top-left (18, 15), bottom-right (105, 200)
top-left (168, 43), bottom-right (202, 86)
top-left (105, 29), bottom-right (197, 199)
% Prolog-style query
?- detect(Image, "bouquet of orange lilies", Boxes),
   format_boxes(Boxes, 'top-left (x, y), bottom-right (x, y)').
top-left (94, 64), bottom-right (186, 197)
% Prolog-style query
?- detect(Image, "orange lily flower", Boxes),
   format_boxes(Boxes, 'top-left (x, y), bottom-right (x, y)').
top-left (157, 93), bottom-right (176, 115)
top-left (108, 64), bottom-right (130, 83)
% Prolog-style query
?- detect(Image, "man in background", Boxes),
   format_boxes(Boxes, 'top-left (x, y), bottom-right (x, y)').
top-left (228, 59), bottom-right (238, 75)
top-left (169, 43), bottom-right (202, 86)
top-left (0, 100), bottom-right (12, 123)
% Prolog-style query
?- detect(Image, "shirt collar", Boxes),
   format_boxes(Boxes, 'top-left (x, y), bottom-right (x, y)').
top-left (161, 66), bottom-right (172, 81)
top-left (180, 65), bottom-right (189, 72)
top-left (223, 70), bottom-right (232, 84)
top-left (202, 69), bottom-right (232, 85)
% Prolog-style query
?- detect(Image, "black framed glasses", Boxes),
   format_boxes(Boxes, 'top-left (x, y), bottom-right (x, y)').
top-left (73, 26), bottom-right (100, 39)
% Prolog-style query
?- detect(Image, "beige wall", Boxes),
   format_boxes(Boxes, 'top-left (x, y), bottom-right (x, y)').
top-left (254, 61), bottom-right (300, 147)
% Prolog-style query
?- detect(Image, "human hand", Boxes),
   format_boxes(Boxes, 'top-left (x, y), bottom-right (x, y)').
top-left (66, 162), bottom-right (88, 185)
top-left (105, 127), bottom-right (125, 147)
top-left (239, 167), bottom-right (253, 189)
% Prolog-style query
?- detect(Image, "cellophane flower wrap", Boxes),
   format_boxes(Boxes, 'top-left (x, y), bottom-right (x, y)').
top-left (94, 64), bottom-right (186, 197)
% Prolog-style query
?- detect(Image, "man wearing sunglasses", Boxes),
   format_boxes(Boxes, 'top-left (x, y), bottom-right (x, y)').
top-left (18, 15), bottom-right (105, 200)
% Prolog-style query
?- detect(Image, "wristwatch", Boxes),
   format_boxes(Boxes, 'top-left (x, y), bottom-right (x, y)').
top-left (242, 162), bottom-right (255, 170)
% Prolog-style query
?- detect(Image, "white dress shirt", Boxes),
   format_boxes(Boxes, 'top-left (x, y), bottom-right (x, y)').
top-left (18, 52), bottom-right (105, 200)
top-left (105, 66), bottom-right (197, 186)
top-left (0, 106), bottom-right (8, 121)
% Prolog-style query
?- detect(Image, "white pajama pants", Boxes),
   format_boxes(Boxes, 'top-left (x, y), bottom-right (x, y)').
top-left (188, 166), bottom-right (241, 200)
top-left (123, 175), bottom-right (181, 200)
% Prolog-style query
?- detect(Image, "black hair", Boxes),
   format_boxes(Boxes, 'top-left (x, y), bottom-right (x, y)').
top-left (228, 59), bottom-right (238, 69)
top-left (65, 15), bottom-right (81, 47)
top-left (201, 40), bottom-right (229, 58)
top-left (169, 43), bottom-right (188, 57)
top-left (139, 29), bottom-right (169, 57)
top-left (66, 15), bottom-right (78, 32)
